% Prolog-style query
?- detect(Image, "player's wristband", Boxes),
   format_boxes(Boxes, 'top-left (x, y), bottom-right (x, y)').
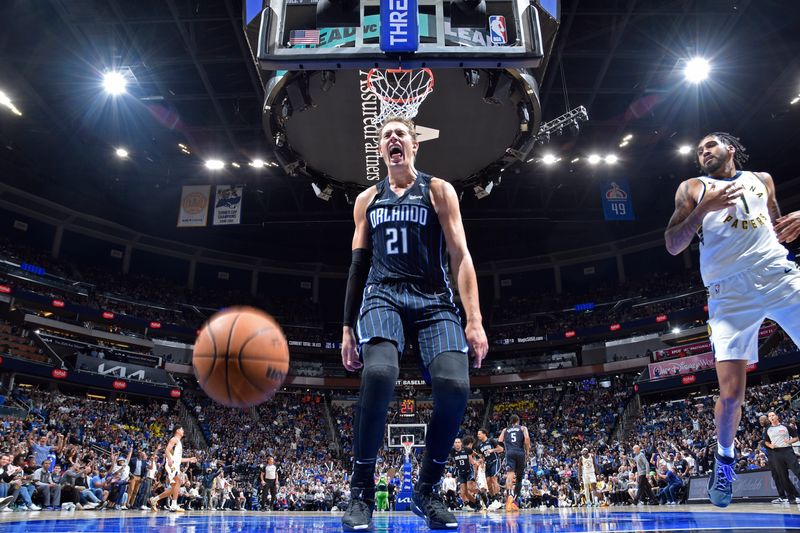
top-left (343, 248), bottom-right (371, 328)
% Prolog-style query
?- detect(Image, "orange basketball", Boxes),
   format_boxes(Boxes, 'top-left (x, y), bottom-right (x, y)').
top-left (192, 307), bottom-right (289, 408)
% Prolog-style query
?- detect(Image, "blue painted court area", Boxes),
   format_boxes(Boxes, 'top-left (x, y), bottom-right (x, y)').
top-left (3, 509), bottom-right (800, 533)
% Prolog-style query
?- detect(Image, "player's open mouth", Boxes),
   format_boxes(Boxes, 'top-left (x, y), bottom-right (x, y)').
top-left (704, 156), bottom-right (714, 165)
top-left (389, 145), bottom-right (404, 162)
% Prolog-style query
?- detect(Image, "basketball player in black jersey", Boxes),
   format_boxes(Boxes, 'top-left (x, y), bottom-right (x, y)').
top-left (451, 437), bottom-right (480, 511)
top-left (341, 116), bottom-right (489, 531)
top-left (477, 428), bottom-right (504, 510)
top-left (499, 414), bottom-right (530, 511)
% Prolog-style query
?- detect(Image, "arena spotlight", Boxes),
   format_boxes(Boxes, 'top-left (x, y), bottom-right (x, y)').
top-left (115, 147), bottom-right (129, 159)
top-left (542, 154), bottom-right (558, 165)
top-left (312, 180), bottom-right (334, 201)
top-left (678, 145), bottom-right (692, 155)
top-left (464, 69), bottom-right (480, 87)
top-left (672, 327), bottom-right (681, 334)
top-left (684, 57), bottom-right (710, 84)
top-left (791, 96), bottom-right (800, 105)
top-left (622, 134), bottom-right (633, 142)
top-left (0, 90), bottom-right (22, 116)
top-left (205, 159), bottom-right (225, 170)
top-left (250, 159), bottom-right (266, 168)
top-left (231, 162), bottom-right (241, 168)
top-left (483, 70), bottom-right (501, 105)
top-left (473, 178), bottom-right (495, 199)
top-left (587, 154), bottom-right (601, 165)
top-left (102, 71), bottom-right (127, 95)
top-left (605, 154), bottom-right (618, 165)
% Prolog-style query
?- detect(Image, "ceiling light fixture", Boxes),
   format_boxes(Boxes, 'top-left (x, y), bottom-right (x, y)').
top-left (102, 71), bottom-right (128, 95)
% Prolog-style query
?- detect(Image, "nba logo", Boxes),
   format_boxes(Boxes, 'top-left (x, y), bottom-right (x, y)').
top-left (489, 15), bottom-right (507, 45)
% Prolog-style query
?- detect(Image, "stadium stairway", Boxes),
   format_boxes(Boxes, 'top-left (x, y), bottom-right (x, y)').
top-left (322, 396), bottom-right (341, 455)
top-left (176, 400), bottom-right (210, 450)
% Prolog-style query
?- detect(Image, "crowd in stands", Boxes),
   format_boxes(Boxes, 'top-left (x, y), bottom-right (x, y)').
top-left (490, 270), bottom-right (707, 344)
top-left (3, 362), bottom-right (800, 513)
top-left (0, 235), bottom-right (727, 353)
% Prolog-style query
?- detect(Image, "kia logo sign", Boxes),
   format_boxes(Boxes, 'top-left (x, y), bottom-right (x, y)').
top-left (656, 314), bottom-right (668, 323)
top-left (113, 380), bottom-right (127, 390)
top-left (102, 311), bottom-right (115, 320)
top-left (52, 299), bottom-right (65, 308)
top-left (149, 321), bottom-right (162, 329)
top-left (609, 323), bottom-right (621, 331)
top-left (51, 368), bottom-right (68, 379)
top-left (170, 389), bottom-right (182, 398)
top-left (0, 284), bottom-right (10, 294)
top-left (682, 374), bottom-right (696, 385)
top-left (565, 330), bottom-right (576, 338)
top-left (396, 496), bottom-right (412, 504)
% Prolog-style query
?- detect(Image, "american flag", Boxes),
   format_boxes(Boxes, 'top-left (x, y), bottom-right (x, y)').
top-left (289, 29), bottom-right (320, 45)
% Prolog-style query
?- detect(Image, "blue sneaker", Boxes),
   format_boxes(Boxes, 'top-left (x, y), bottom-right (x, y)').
top-left (707, 452), bottom-right (737, 507)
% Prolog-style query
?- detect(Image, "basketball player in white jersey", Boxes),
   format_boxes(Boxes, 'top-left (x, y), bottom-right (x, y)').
top-left (580, 447), bottom-right (598, 507)
top-left (665, 132), bottom-right (800, 507)
top-left (149, 427), bottom-right (197, 512)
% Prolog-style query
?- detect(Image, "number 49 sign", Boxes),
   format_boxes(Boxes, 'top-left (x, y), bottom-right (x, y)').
top-left (600, 180), bottom-right (635, 221)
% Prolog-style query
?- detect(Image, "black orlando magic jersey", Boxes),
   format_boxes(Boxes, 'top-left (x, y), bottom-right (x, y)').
top-left (365, 172), bottom-right (449, 289)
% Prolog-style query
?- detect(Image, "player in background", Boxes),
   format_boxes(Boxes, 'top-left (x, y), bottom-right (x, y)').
top-left (499, 414), bottom-right (530, 511)
top-left (149, 427), bottom-right (196, 512)
top-left (477, 428), bottom-right (505, 510)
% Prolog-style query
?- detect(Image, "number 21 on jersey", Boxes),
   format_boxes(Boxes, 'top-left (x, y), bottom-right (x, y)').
top-left (386, 227), bottom-right (408, 254)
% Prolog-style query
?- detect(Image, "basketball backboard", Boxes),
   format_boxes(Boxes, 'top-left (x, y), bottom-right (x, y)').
top-left (252, 0), bottom-right (564, 195)
top-left (388, 423), bottom-right (427, 448)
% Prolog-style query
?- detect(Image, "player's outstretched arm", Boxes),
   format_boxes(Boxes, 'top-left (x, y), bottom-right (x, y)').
top-left (341, 187), bottom-right (375, 372)
top-left (431, 178), bottom-right (488, 368)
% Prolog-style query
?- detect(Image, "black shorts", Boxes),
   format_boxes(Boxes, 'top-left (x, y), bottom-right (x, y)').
top-left (356, 282), bottom-right (468, 366)
top-left (485, 461), bottom-right (500, 478)
top-left (505, 452), bottom-right (525, 473)
top-left (457, 471), bottom-right (475, 486)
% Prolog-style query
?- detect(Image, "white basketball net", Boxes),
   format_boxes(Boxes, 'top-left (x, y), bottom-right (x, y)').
top-left (401, 441), bottom-right (414, 460)
top-left (367, 68), bottom-right (435, 126)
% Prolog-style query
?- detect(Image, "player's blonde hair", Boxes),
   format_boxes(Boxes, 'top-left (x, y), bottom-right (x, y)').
top-left (378, 116), bottom-right (418, 141)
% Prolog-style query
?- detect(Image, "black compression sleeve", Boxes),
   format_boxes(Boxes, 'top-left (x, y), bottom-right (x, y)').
top-left (343, 248), bottom-right (371, 328)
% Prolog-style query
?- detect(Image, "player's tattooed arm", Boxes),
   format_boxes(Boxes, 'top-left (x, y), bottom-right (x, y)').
top-left (664, 180), bottom-right (703, 256)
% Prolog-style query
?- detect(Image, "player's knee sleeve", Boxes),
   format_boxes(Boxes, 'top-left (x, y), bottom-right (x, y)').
top-left (353, 341), bottom-right (399, 461)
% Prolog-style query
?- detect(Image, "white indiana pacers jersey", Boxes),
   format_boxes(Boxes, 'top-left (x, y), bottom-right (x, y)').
top-left (173, 439), bottom-right (183, 464)
top-left (581, 455), bottom-right (595, 474)
top-left (695, 171), bottom-right (787, 284)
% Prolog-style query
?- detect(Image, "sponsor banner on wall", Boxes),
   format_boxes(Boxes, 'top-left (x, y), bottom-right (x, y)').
top-left (688, 469), bottom-right (794, 501)
top-left (212, 185), bottom-right (243, 226)
top-left (648, 352), bottom-right (715, 380)
top-left (177, 185), bottom-right (211, 227)
top-left (76, 354), bottom-right (170, 384)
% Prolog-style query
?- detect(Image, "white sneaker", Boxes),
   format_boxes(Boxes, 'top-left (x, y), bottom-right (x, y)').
top-left (140, 505), bottom-right (148, 510)
top-left (29, 504), bottom-right (42, 511)
top-left (795, 497), bottom-right (800, 504)
top-left (773, 498), bottom-right (788, 504)
top-left (1, 507), bottom-right (12, 513)
top-left (84, 502), bottom-right (99, 510)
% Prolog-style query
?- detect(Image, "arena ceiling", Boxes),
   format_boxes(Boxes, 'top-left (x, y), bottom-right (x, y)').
top-left (0, 0), bottom-right (799, 267)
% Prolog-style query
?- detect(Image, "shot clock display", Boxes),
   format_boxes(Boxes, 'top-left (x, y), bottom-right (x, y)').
top-left (398, 398), bottom-right (416, 418)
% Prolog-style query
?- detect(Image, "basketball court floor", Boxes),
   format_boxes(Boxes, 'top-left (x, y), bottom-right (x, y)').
top-left (3, 505), bottom-right (800, 532)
